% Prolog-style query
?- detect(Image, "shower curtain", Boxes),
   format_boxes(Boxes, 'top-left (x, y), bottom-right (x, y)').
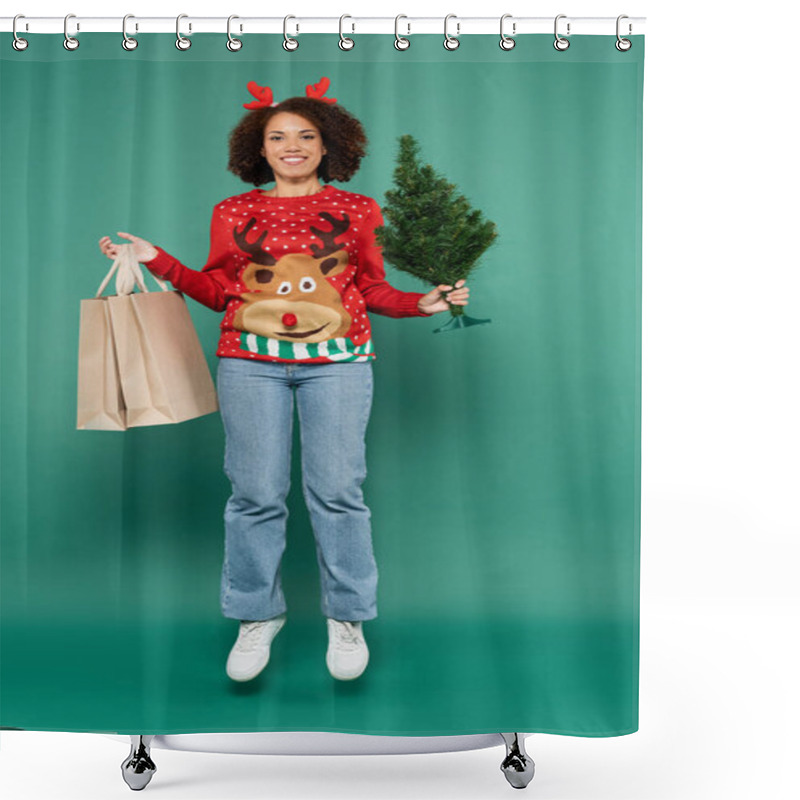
top-left (0, 31), bottom-right (643, 736)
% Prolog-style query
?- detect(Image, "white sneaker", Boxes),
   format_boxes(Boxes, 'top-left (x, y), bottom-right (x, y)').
top-left (226, 614), bottom-right (286, 682)
top-left (326, 619), bottom-right (369, 680)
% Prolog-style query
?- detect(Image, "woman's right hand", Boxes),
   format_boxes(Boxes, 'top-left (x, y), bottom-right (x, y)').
top-left (98, 232), bottom-right (159, 264)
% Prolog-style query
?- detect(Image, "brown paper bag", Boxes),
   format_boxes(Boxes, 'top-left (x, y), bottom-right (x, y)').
top-left (76, 296), bottom-right (127, 430)
top-left (77, 244), bottom-right (218, 430)
top-left (107, 290), bottom-right (219, 427)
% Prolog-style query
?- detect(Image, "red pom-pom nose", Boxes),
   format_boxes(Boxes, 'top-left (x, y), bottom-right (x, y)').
top-left (282, 313), bottom-right (298, 327)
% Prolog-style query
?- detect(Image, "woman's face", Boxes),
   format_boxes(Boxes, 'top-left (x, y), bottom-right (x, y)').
top-left (260, 112), bottom-right (327, 182)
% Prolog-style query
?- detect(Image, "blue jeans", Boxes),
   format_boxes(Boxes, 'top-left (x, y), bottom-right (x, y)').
top-left (216, 356), bottom-right (377, 623)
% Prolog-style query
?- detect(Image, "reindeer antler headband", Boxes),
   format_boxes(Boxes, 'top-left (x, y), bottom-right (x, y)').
top-left (243, 76), bottom-right (337, 109)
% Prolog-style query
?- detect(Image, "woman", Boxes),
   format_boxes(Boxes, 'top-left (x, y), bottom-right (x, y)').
top-left (98, 77), bottom-right (469, 683)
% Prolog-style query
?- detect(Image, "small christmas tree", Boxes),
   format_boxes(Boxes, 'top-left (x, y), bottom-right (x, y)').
top-left (374, 134), bottom-right (498, 333)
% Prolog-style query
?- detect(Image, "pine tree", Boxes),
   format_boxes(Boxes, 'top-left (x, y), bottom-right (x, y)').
top-left (374, 134), bottom-right (497, 331)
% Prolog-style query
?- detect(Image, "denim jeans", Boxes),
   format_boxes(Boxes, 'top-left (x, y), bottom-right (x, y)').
top-left (216, 356), bottom-right (377, 623)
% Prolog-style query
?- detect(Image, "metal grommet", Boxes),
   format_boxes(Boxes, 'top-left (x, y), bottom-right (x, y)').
top-left (443, 13), bottom-right (460, 51)
top-left (615, 15), bottom-right (632, 51)
top-left (553, 14), bottom-right (570, 51)
top-left (339, 14), bottom-right (355, 50)
top-left (12, 14), bottom-right (29, 51)
top-left (499, 14), bottom-right (516, 50)
top-left (227, 15), bottom-right (243, 51)
top-left (176, 14), bottom-right (191, 50)
top-left (283, 15), bottom-right (299, 51)
top-left (64, 13), bottom-right (80, 50)
top-left (394, 15), bottom-right (410, 50)
top-left (122, 14), bottom-right (138, 50)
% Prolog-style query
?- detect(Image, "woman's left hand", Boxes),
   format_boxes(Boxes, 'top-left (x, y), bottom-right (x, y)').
top-left (418, 279), bottom-right (470, 315)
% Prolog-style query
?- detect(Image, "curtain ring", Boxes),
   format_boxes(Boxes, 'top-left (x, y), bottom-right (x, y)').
top-left (122, 15), bottom-right (138, 51)
top-left (499, 14), bottom-right (516, 51)
top-left (64, 13), bottom-right (80, 51)
top-left (615, 15), bottom-right (632, 51)
top-left (443, 13), bottom-right (460, 51)
top-left (339, 15), bottom-right (355, 50)
top-left (227, 15), bottom-right (243, 51)
top-left (553, 14), bottom-right (570, 51)
top-left (283, 15), bottom-right (299, 51)
top-left (394, 15), bottom-right (410, 51)
top-left (176, 14), bottom-right (191, 50)
top-left (12, 14), bottom-right (29, 51)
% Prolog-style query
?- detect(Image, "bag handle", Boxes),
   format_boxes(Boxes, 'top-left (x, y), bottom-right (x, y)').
top-left (95, 243), bottom-right (170, 298)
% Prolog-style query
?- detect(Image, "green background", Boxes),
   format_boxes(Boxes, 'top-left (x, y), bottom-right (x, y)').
top-left (0, 33), bottom-right (643, 735)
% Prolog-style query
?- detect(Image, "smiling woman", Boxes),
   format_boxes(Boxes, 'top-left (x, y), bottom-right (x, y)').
top-left (259, 110), bottom-right (329, 190)
top-left (227, 77), bottom-right (366, 191)
top-left (97, 75), bottom-right (465, 684)
top-left (258, 110), bottom-right (328, 195)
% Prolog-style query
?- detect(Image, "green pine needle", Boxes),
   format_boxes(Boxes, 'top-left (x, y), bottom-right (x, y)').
top-left (374, 134), bottom-right (499, 288)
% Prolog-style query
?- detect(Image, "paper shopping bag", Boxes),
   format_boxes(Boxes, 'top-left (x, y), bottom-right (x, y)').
top-left (107, 290), bottom-right (219, 427)
top-left (76, 296), bottom-right (127, 430)
top-left (77, 243), bottom-right (218, 430)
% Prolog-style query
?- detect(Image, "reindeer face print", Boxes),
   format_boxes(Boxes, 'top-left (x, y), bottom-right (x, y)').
top-left (231, 211), bottom-right (353, 343)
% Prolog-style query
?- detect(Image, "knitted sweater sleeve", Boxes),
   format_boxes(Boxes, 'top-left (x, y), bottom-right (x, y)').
top-left (140, 205), bottom-right (231, 313)
top-left (354, 199), bottom-right (434, 318)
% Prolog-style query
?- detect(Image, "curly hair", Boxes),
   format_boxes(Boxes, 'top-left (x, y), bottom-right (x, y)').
top-left (227, 97), bottom-right (368, 187)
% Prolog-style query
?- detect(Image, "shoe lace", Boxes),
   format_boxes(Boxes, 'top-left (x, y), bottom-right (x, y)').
top-left (331, 621), bottom-right (363, 651)
top-left (237, 620), bottom-right (274, 652)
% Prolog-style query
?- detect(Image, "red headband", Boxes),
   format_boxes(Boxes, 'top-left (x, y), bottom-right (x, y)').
top-left (243, 76), bottom-right (337, 109)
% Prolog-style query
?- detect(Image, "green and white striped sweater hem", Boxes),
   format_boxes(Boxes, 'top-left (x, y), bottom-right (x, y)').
top-left (239, 333), bottom-right (375, 362)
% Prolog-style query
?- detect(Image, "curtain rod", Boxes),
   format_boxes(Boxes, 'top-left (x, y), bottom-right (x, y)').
top-left (1, 16), bottom-right (646, 36)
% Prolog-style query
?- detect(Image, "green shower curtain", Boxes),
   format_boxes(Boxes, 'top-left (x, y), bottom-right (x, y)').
top-left (0, 32), bottom-right (643, 736)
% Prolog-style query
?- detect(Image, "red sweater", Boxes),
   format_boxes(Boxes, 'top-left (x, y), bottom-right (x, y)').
top-left (143, 184), bottom-right (432, 363)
